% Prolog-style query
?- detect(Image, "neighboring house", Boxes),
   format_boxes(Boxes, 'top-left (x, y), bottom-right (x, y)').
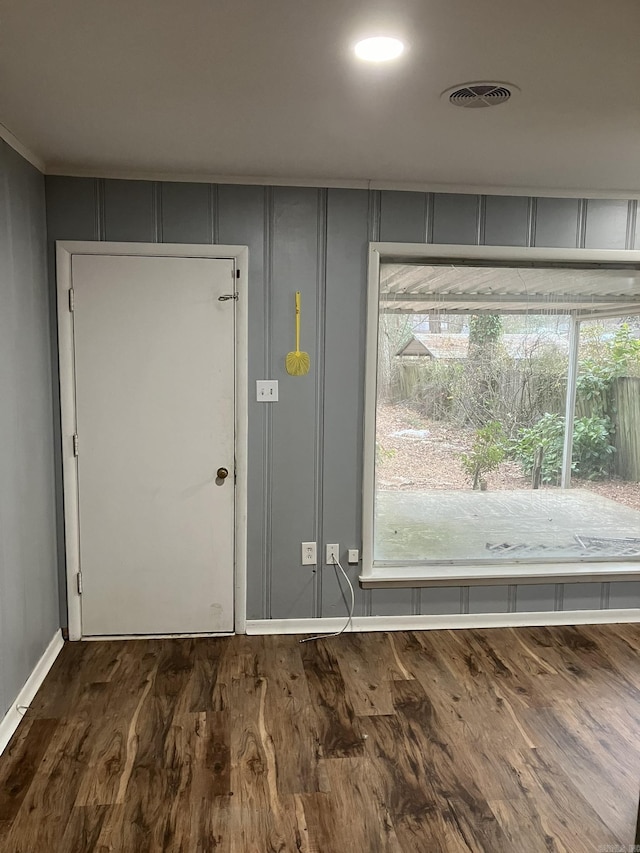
top-left (397, 331), bottom-right (569, 359)
top-left (397, 332), bottom-right (469, 359)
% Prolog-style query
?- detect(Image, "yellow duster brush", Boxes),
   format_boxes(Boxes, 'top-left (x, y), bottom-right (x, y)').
top-left (286, 291), bottom-right (310, 376)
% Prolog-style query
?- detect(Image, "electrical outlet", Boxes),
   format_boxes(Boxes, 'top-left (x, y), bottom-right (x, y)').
top-left (348, 549), bottom-right (359, 564)
top-left (256, 380), bottom-right (279, 402)
top-left (326, 543), bottom-right (339, 564)
top-left (301, 542), bottom-right (317, 565)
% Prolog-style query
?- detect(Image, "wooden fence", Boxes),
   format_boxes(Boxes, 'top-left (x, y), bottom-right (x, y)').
top-left (389, 359), bottom-right (566, 427)
top-left (612, 377), bottom-right (640, 482)
top-left (389, 361), bottom-right (640, 482)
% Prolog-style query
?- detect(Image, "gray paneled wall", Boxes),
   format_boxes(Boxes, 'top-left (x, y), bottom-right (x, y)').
top-left (44, 178), bottom-right (640, 623)
top-left (0, 141), bottom-right (58, 716)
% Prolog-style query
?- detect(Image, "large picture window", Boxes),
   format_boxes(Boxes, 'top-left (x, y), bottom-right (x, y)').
top-left (362, 245), bottom-right (640, 585)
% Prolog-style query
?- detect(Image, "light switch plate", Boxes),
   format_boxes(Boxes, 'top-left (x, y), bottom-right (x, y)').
top-left (256, 380), bottom-right (279, 402)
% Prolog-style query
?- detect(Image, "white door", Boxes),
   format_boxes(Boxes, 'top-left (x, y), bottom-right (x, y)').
top-left (71, 254), bottom-right (235, 636)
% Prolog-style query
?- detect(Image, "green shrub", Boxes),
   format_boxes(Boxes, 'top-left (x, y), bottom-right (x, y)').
top-left (513, 412), bottom-right (615, 483)
top-left (577, 323), bottom-right (640, 417)
top-left (460, 421), bottom-right (506, 490)
top-left (512, 413), bottom-right (564, 483)
top-left (572, 416), bottom-right (616, 479)
top-left (610, 323), bottom-right (640, 373)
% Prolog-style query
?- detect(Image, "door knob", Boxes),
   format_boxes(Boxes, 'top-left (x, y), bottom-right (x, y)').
top-left (217, 467), bottom-right (229, 480)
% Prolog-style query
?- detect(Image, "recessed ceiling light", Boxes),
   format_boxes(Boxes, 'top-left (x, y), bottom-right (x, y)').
top-left (354, 37), bottom-right (405, 63)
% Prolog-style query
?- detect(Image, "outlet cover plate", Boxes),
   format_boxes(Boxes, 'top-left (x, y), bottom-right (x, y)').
top-left (301, 542), bottom-right (317, 565)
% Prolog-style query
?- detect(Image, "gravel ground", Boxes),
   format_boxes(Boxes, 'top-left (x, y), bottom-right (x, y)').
top-left (376, 402), bottom-right (640, 512)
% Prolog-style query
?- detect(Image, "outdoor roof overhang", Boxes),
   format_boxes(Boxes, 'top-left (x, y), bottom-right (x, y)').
top-left (380, 263), bottom-right (640, 318)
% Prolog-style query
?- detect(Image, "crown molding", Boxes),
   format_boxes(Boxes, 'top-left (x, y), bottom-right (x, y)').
top-left (0, 122), bottom-right (45, 173)
top-left (43, 162), bottom-right (640, 200)
top-left (44, 164), bottom-right (372, 190)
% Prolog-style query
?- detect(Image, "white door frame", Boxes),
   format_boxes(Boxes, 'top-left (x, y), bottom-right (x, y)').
top-left (56, 241), bottom-right (249, 640)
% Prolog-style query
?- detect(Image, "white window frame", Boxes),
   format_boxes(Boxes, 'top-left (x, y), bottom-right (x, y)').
top-left (57, 241), bottom-right (249, 639)
top-left (362, 242), bottom-right (640, 588)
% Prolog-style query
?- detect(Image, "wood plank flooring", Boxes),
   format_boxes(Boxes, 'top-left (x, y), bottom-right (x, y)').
top-left (1, 625), bottom-right (640, 851)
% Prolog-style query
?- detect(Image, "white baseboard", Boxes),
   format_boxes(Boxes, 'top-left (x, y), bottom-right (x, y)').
top-left (0, 630), bottom-right (64, 757)
top-left (82, 632), bottom-right (234, 641)
top-left (246, 608), bottom-right (640, 636)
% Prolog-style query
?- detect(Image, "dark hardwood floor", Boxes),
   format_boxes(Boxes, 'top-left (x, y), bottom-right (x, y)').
top-left (1, 624), bottom-right (640, 851)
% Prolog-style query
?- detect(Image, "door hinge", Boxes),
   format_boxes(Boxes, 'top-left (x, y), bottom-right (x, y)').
top-left (236, 268), bottom-right (240, 279)
top-left (76, 572), bottom-right (83, 595)
top-left (73, 434), bottom-right (79, 457)
top-left (68, 288), bottom-right (75, 312)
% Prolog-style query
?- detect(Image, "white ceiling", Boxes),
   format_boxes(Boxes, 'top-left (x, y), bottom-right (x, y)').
top-left (2, 0), bottom-right (640, 192)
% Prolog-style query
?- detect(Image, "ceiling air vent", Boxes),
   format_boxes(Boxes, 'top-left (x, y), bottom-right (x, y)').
top-left (443, 82), bottom-right (518, 109)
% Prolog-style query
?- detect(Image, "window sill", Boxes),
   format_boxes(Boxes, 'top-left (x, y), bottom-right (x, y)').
top-left (360, 561), bottom-right (640, 588)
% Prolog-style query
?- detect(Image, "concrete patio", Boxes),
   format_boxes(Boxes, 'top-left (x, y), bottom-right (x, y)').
top-left (375, 488), bottom-right (640, 563)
